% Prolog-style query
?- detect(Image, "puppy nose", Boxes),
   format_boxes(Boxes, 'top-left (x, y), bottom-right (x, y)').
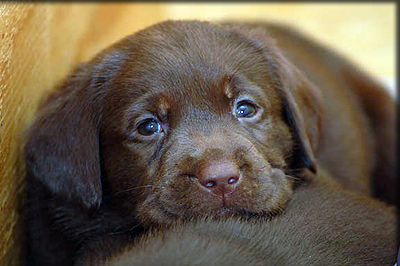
top-left (198, 161), bottom-right (241, 195)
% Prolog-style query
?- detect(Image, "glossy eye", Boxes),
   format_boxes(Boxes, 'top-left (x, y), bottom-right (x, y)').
top-left (236, 101), bottom-right (257, 118)
top-left (137, 119), bottom-right (162, 136)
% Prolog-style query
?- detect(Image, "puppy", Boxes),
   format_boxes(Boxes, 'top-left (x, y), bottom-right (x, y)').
top-left (24, 20), bottom-right (395, 265)
top-left (77, 169), bottom-right (398, 266)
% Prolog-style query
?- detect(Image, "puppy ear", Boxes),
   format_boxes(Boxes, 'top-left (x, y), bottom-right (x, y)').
top-left (218, 23), bottom-right (323, 176)
top-left (25, 64), bottom-right (102, 209)
top-left (278, 61), bottom-right (324, 177)
top-left (25, 51), bottom-right (125, 210)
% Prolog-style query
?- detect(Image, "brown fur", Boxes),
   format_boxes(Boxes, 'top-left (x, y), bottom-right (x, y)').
top-left (24, 20), bottom-right (396, 265)
top-left (77, 169), bottom-right (397, 265)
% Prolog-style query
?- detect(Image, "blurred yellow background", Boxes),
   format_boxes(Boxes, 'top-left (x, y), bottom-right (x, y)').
top-left (80, 3), bottom-right (396, 92)
top-left (0, 3), bottom-right (396, 264)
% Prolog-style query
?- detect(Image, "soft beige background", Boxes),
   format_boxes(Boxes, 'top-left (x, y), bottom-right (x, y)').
top-left (0, 3), bottom-right (395, 264)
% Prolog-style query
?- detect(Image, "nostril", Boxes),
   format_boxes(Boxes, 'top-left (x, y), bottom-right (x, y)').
top-left (196, 160), bottom-right (241, 195)
top-left (228, 177), bottom-right (238, 184)
top-left (201, 177), bottom-right (238, 188)
top-left (204, 180), bottom-right (216, 188)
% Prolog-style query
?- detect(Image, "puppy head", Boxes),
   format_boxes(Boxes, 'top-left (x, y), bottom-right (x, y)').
top-left (25, 20), bottom-right (321, 227)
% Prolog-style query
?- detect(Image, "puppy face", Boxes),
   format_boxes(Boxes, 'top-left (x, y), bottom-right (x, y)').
top-left (26, 21), bottom-right (318, 228)
top-left (101, 67), bottom-right (295, 225)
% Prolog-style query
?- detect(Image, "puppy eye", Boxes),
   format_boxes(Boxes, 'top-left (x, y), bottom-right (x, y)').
top-left (137, 119), bottom-right (162, 136)
top-left (236, 101), bottom-right (257, 118)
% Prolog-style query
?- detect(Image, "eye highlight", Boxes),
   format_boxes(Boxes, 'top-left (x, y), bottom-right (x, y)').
top-left (236, 101), bottom-right (257, 118)
top-left (137, 119), bottom-right (162, 136)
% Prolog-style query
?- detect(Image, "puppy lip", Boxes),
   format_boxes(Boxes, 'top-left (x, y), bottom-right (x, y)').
top-left (153, 188), bottom-right (273, 222)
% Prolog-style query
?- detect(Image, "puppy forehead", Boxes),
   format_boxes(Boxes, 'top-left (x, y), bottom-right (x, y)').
top-left (104, 21), bottom-right (284, 119)
top-left (116, 20), bottom-right (280, 88)
top-left (140, 69), bottom-right (234, 113)
top-left (110, 63), bottom-right (279, 126)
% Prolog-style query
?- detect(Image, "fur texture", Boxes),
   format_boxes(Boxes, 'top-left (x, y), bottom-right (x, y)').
top-left (24, 20), bottom-right (396, 265)
top-left (77, 169), bottom-right (397, 266)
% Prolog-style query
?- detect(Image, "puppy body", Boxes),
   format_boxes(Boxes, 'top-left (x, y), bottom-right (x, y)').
top-left (24, 20), bottom-right (396, 265)
top-left (77, 169), bottom-right (397, 266)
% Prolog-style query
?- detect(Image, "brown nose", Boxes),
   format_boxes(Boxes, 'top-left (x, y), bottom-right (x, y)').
top-left (197, 161), bottom-right (241, 195)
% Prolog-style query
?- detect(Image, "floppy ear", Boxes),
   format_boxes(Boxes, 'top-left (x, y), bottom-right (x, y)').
top-left (218, 22), bottom-right (323, 177)
top-left (25, 51), bottom-right (125, 210)
top-left (25, 65), bottom-right (102, 210)
top-left (278, 59), bottom-right (325, 177)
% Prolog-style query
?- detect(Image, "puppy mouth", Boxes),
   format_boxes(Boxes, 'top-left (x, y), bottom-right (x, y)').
top-left (143, 168), bottom-right (289, 225)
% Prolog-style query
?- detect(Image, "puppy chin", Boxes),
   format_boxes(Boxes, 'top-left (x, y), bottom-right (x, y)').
top-left (136, 180), bottom-right (292, 228)
top-left (211, 207), bottom-right (275, 221)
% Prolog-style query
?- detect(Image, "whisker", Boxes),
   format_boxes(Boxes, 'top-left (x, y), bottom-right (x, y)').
top-left (115, 185), bottom-right (155, 195)
top-left (284, 167), bottom-right (307, 173)
top-left (106, 223), bottom-right (143, 236)
top-left (284, 174), bottom-right (300, 181)
top-left (285, 174), bottom-right (307, 186)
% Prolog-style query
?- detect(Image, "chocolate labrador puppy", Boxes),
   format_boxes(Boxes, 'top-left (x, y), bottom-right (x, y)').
top-left (24, 20), bottom-right (395, 265)
top-left (76, 170), bottom-right (397, 266)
